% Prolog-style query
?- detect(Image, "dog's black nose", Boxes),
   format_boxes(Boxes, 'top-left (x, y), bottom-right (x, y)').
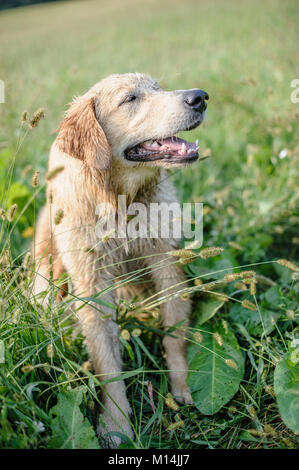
top-left (183, 89), bottom-right (209, 112)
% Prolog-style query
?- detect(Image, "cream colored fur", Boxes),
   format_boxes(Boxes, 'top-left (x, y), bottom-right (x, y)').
top-left (32, 73), bottom-right (205, 447)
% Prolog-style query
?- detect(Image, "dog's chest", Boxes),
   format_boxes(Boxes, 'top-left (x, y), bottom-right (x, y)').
top-left (96, 182), bottom-right (181, 260)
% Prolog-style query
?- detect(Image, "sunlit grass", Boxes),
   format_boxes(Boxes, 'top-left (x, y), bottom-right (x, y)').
top-left (0, 0), bottom-right (298, 449)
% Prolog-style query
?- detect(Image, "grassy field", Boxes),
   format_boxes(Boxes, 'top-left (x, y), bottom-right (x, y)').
top-left (0, 0), bottom-right (298, 449)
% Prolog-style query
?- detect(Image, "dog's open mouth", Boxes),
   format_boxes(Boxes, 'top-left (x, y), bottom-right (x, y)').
top-left (125, 135), bottom-right (199, 163)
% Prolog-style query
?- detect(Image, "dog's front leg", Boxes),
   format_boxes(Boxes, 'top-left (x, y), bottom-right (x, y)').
top-left (144, 254), bottom-right (193, 404)
top-left (73, 271), bottom-right (133, 447)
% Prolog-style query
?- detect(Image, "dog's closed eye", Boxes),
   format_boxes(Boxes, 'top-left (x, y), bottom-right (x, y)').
top-left (119, 94), bottom-right (137, 106)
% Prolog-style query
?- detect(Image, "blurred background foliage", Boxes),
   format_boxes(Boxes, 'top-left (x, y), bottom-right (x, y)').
top-left (0, 0), bottom-right (298, 449)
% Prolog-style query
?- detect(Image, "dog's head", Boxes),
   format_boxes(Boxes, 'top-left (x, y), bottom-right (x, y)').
top-left (57, 73), bottom-right (208, 171)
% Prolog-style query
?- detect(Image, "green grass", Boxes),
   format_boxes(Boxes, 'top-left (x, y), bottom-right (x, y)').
top-left (0, 0), bottom-right (298, 449)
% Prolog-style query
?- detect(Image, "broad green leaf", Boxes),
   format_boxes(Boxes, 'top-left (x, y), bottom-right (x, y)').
top-left (188, 253), bottom-right (236, 280)
top-left (6, 182), bottom-right (34, 223)
top-left (187, 323), bottom-right (244, 415)
top-left (264, 285), bottom-right (282, 307)
top-left (49, 386), bottom-right (100, 449)
top-left (273, 263), bottom-right (293, 286)
top-left (274, 350), bottom-right (299, 434)
top-left (195, 297), bottom-right (225, 325)
top-left (229, 303), bottom-right (280, 337)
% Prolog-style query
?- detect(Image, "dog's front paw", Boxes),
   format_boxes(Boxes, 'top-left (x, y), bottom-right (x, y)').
top-left (171, 382), bottom-right (194, 405)
top-left (97, 411), bottom-right (134, 448)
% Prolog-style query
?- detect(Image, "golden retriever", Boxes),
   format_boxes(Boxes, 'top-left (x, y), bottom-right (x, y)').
top-left (32, 73), bottom-right (208, 447)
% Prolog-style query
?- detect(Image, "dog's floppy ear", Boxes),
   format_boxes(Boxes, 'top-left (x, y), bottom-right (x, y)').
top-left (56, 96), bottom-right (112, 171)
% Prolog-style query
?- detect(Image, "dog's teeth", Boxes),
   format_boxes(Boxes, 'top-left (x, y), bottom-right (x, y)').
top-left (152, 141), bottom-right (159, 147)
top-left (195, 139), bottom-right (199, 146)
top-left (187, 149), bottom-right (193, 154)
top-left (181, 143), bottom-right (187, 154)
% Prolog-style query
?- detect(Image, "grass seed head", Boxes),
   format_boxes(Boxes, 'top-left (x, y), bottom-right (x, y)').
top-left (165, 393), bottom-right (180, 411)
top-left (21, 110), bottom-right (28, 123)
top-left (194, 331), bottom-right (203, 344)
top-left (264, 384), bottom-right (275, 396)
top-left (64, 371), bottom-right (75, 382)
top-left (83, 247), bottom-right (95, 254)
top-left (180, 292), bottom-right (190, 301)
top-left (43, 363), bottom-right (51, 375)
top-left (82, 361), bottom-right (92, 372)
top-left (242, 299), bottom-right (257, 310)
top-left (179, 256), bottom-right (192, 265)
top-left (121, 329), bottom-right (130, 341)
top-left (242, 278), bottom-right (252, 285)
top-left (228, 241), bottom-right (242, 250)
top-left (166, 419), bottom-right (184, 432)
top-left (202, 148), bottom-right (212, 157)
top-left (256, 274), bottom-right (276, 287)
top-left (286, 310), bottom-right (295, 320)
top-left (21, 364), bottom-right (34, 374)
top-left (235, 282), bottom-right (248, 291)
top-left (32, 170), bottom-right (40, 188)
top-left (248, 429), bottom-right (263, 437)
top-left (132, 328), bottom-right (142, 337)
top-left (46, 166), bottom-right (64, 180)
top-left (201, 281), bottom-right (217, 291)
top-left (151, 309), bottom-right (160, 320)
top-left (213, 332), bottom-right (223, 346)
top-left (228, 406), bottom-right (238, 414)
top-left (7, 203), bottom-right (17, 222)
top-left (0, 249), bottom-right (12, 269)
top-left (118, 304), bottom-right (127, 315)
top-left (215, 293), bottom-right (229, 302)
top-left (199, 246), bottom-right (224, 259)
top-left (169, 249), bottom-right (194, 258)
top-left (101, 229), bottom-right (116, 242)
top-left (264, 424), bottom-right (277, 437)
top-left (0, 208), bottom-right (6, 220)
top-left (250, 280), bottom-right (257, 295)
top-left (248, 406), bottom-right (257, 419)
top-left (22, 252), bottom-right (32, 269)
top-left (46, 344), bottom-right (55, 359)
top-left (29, 107), bottom-right (45, 128)
top-left (54, 209), bottom-right (64, 225)
top-left (282, 438), bottom-right (296, 449)
top-left (240, 270), bottom-right (256, 279)
top-left (222, 320), bottom-right (229, 334)
top-left (277, 259), bottom-right (298, 272)
top-left (224, 273), bottom-right (240, 282)
top-left (225, 358), bottom-right (238, 369)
